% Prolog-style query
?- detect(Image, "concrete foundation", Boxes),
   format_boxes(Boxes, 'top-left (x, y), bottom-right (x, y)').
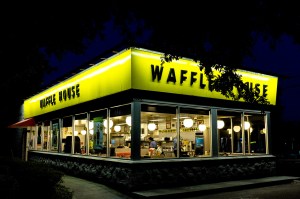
top-left (28, 151), bottom-right (277, 191)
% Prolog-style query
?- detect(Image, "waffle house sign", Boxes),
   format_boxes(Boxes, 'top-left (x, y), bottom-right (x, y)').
top-left (24, 48), bottom-right (278, 118)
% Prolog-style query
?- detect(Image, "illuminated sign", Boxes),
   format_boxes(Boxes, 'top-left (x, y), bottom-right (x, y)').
top-left (148, 64), bottom-right (269, 99)
top-left (40, 84), bottom-right (80, 109)
top-left (24, 48), bottom-right (278, 118)
top-left (131, 49), bottom-right (278, 105)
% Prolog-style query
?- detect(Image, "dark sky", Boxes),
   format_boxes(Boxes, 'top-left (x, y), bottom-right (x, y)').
top-left (44, 23), bottom-right (300, 122)
top-left (243, 34), bottom-right (300, 121)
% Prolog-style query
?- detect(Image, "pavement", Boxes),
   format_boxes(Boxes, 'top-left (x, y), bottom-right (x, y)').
top-left (61, 175), bottom-right (300, 199)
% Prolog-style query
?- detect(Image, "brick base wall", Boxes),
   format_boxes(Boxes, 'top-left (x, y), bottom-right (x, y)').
top-left (28, 151), bottom-right (277, 191)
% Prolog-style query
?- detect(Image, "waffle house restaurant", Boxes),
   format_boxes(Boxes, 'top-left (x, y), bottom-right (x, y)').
top-left (11, 47), bottom-right (278, 190)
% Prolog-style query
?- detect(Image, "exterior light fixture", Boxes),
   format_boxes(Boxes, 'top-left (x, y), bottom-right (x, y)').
top-left (89, 129), bottom-right (94, 135)
top-left (74, 131), bottom-right (78, 136)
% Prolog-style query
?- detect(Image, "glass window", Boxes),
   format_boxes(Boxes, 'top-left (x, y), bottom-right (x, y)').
top-left (110, 105), bottom-right (131, 158)
top-left (35, 104), bottom-right (268, 158)
top-left (89, 109), bottom-right (108, 157)
top-left (28, 125), bottom-right (39, 150)
top-left (180, 108), bottom-right (210, 158)
top-left (51, 119), bottom-right (59, 152)
top-left (216, 110), bottom-right (267, 156)
top-left (42, 121), bottom-right (51, 151)
top-left (36, 125), bottom-right (42, 150)
top-left (245, 112), bottom-right (266, 154)
top-left (75, 113), bottom-right (88, 155)
top-left (61, 116), bottom-right (73, 154)
top-left (141, 104), bottom-right (177, 159)
top-left (217, 111), bottom-right (242, 156)
top-left (232, 114), bottom-right (242, 154)
top-left (27, 126), bottom-right (35, 150)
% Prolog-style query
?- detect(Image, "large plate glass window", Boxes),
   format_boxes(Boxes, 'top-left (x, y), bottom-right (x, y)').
top-left (179, 108), bottom-right (210, 158)
top-left (75, 113), bottom-right (88, 155)
top-left (36, 124), bottom-right (42, 150)
top-left (42, 121), bottom-right (51, 151)
top-left (89, 109), bottom-right (108, 157)
top-left (51, 119), bottom-right (60, 152)
top-left (61, 116), bottom-right (75, 154)
top-left (141, 104), bottom-right (176, 159)
top-left (217, 110), bottom-right (242, 156)
top-left (244, 112), bottom-right (266, 154)
top-left (110, 104), bottom-right (131, 158)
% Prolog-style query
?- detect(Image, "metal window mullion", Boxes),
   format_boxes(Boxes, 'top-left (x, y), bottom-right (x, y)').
top-left (176, 107), bottom-right (180, 158)
top-left (72, 115), bottom-right (75, 154)
top-left (265, 112), bottom-right (270, 154)
top-left (241, 113), bottom-right (245, 155)
top-left (131, 101), bottom-right (141, 160)
top-left (211, 108), bottom-right (218, 157)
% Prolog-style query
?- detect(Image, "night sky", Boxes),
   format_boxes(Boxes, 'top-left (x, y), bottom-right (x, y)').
top-left (243, 34), bottom-right (300, 121)
top-left (44, 29), bottom-right (300, 122)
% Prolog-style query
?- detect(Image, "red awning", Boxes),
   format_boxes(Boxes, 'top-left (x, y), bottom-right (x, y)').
top-left (8, 118), bottom-right (35, 128)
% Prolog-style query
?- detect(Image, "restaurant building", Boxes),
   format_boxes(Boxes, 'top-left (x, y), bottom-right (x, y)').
top-left (9, 47), bottom-right (279, 191)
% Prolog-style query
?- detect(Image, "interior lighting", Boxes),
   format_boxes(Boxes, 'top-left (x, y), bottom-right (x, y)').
top-left (244, 121), bottom-right (250, 130)
top-left (198, 124), bottom-right (206, 132)
top-left (148, 123), bottom-right (156, 131)
top-left (126, 116), bottom-right (131, 126)
top-left (183, 118), bottom-right (194, 128)
top-left (217, 120), bottom-right (225, 129)
top-left (114, 125), bottom-right (121, 132)
top-left (233, 125), bottom-right (241, 132)
top-left (227, 129), bottom-right (232, 134)
top-left (89, 121), bottom-right (94, 129)
top-left (103, 119), bottom-right (113, 128)
top-left (81, 130), bottom-right (86, 135)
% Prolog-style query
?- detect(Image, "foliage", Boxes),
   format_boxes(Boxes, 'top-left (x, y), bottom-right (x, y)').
top-left (161, 55), bottom-right (270, 104)
top-left (0, 157), bottom-right (73, 199)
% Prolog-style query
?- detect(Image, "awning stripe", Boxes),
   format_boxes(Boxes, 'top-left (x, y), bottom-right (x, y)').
top-left (8, 118), bottom-right (35, 128)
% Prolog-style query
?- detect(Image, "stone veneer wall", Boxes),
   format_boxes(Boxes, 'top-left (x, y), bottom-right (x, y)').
top-left (28, 151), bottom-right (277, 191)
